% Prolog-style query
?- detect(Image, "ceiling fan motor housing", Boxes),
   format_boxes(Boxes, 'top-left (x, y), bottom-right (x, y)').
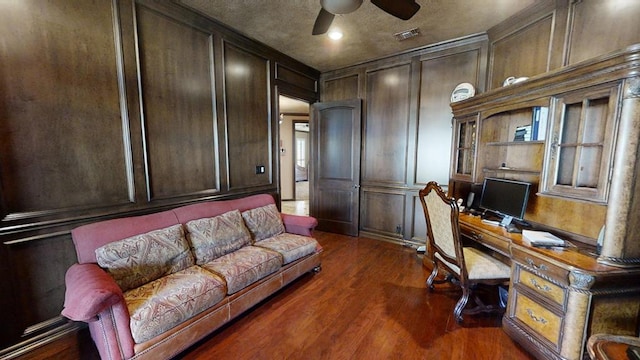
top-left (320, 0), bottom-right (363, 14)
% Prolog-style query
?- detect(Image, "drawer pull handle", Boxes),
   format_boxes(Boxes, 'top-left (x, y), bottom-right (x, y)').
top-left (526, 258), bottom-right (548, 271)
top-left (526, 309), bottom-right (548, 324)
top-left (471, 231), bottom-right (482, 241)
top-left (530, 279), bottom-right (551, 292)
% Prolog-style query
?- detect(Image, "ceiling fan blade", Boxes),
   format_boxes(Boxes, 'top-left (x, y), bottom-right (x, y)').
top-left (312, 8), bottom-right (335, 35)
top-left (371, 0), bottom-right (420, 20)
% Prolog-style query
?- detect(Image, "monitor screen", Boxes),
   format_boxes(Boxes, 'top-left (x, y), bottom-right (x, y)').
top-left (479, 178), bottom-right (531, 220)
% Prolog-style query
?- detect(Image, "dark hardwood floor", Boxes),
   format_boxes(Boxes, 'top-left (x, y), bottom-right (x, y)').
top-left (175, 231), bottom-right (533, 360)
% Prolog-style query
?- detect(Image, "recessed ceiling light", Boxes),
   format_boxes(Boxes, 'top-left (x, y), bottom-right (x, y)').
top-left (328, 30), bottom-right (343, 40)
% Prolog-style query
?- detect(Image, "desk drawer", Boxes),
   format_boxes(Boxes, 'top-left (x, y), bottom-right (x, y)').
top-left (460, 224), bottom-right (509, 256)
top-left (512, 247), bottom-right (568, 284)
top-left (517, 268), bottom-right (566, 306)
top-left (513, 291), bottom-right (563, 346)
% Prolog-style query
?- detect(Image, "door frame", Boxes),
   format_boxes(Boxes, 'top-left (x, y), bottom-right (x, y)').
top-left (291, 120), bottom-right (310, 200)
top-left (275, 86), bottom-right (317, 207)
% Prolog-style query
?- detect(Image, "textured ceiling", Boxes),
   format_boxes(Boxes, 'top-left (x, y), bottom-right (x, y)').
top-left (178, 0), bottom-right (537, 72)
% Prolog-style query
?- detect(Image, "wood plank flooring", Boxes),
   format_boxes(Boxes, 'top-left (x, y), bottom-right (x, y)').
top-left (176, 232), bottom-right (534, 360)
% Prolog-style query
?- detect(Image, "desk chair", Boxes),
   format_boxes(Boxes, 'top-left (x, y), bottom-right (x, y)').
top-left (419, 181), bottom-right (511, 322)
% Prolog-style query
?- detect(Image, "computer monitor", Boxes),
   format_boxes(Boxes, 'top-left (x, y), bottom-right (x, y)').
top-left (479, 178), bottom-right (531, 227)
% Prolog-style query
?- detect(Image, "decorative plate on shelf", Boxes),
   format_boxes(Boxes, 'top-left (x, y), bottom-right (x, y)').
top-left (450, 82), bottom-right (475, 103)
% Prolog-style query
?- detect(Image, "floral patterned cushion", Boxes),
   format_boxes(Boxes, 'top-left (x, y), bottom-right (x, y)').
top-left (254, 233), bottom-right (318, 264)
top-left (185, 210), bottom-right (253, 265)
top-left (125, 265), bottom-right (227, 343)
top-left (95, 224), bottom-right (194, 291)
top-left (201, 246), bottom-right (282, 294)
top-left (241, 204), bottom-right (285, 242)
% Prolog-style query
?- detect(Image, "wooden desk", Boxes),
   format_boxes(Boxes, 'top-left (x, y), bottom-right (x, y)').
top-left (457, 213), bottom-right (640, 360)
top-left (587, 334), bottom-right (640, 360)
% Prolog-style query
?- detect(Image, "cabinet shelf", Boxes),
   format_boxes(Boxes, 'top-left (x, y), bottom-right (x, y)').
top-left (486, 140), bottom-right (545, 146)
top-left (483, 167), bottom-right (541, 175)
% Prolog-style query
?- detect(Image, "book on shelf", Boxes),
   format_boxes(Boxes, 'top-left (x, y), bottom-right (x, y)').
top-left (531, 106), bottom-right (549, 140)
top-left (513, 125), bottom-right (531, 142)
top-left (522, 230), bottom-right (565, 247)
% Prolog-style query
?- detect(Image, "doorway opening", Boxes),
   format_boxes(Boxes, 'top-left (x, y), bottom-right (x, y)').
top-left (278, 95), bottom-right (310, 216)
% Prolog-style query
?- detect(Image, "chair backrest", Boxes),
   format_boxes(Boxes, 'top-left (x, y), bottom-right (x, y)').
top-left (419, 181), bottom-right (465, 275)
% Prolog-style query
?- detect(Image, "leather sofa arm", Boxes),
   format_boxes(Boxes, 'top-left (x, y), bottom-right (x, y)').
top-left (281, 213), bottom-right (318, 236)
top-left (61, 263), bottom-right (124, 322)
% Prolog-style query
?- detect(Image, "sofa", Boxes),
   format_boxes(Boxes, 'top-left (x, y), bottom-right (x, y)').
top-left (61, 194), bottom-right (322, 360)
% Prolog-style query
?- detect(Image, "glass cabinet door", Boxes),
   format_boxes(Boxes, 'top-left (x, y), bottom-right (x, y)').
top-left (544, 85), bottom-right (619, 203)
top-left (451, 115), bottom-right (478, 181)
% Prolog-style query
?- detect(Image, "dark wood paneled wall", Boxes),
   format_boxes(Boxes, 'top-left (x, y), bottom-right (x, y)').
top-left (566, 0), bottom-right (640, 65)
top-left (488, 0), bottom-right (640, 89)
top-left (320, 0), bottom-right (640, 246)
top-left (416, 47), bottom-right (486, 186)
top-left (224, 43), bottom-right (272, 190)
top-left (137, 6), bottom-right (219, 200)
top-left (321, 37), bottom-right (487, 244)
top-left (362, 64), bottom-right (412, 186)
top-left (0, 0), bottom-right (319, 356)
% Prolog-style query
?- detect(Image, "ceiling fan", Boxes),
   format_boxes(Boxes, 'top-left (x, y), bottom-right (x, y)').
top-left (312, 0), bottom-right (421, 35)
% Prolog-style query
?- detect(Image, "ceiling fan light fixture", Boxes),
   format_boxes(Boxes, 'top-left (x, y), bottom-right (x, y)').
top-left (328, 30), bottom-right (344, 40)
top-left (320, 0), bottom-right (363, 14)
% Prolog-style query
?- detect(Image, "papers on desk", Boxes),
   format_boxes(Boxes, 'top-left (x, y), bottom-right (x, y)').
top-left (522, 230), bottom-right (565, 247)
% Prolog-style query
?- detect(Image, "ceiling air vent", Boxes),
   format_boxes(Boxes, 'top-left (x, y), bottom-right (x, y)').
top-left (393, 27), bottom-right (420, 41)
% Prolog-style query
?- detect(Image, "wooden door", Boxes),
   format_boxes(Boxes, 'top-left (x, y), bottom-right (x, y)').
top-left (310, 99), bottom-right (361, 236)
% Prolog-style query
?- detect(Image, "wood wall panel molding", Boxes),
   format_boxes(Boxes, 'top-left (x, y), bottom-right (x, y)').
top-left (410, 193), bottom-right (427, 244)
top-left (223, 41), bottom-right (273, 191)
top-left (1, 232), bottom-right (77, 349)
top-left (565, 0), bottom-right (640, 66)
top-left (136, 5), bottom-right (220, 201)
top-left (321, 73), bottom-right (360, 102)
top-left (415, 48), bottom-right (483, 187)
top-left (362, 63), bottom-right (412, 186)
top-left (275, 64), bottom-right (317, 93)
top-left (0, 0), bottom-right (133, 226)
top-left (488, 14), bottom-right (555, 90)
top-left (359, 189), bottom-right (405, 238)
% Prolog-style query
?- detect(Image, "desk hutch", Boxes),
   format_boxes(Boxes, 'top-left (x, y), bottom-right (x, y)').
top-left (446, 44), bottom-right (640, 359)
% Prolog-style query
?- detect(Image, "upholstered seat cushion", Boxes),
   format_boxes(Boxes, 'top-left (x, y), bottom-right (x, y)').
top-left (201, 246), bottom-right (282, 294)
top-left (124, 265), bottom-right (226, 344)
top-left (254, 233), bottom-right (319, 264)
top-left (185, 210), bottom-right (253, 265)
top-left (435, 247), bottom-right (510, 280)
top-left (95, 224), bottom-right (194, 292)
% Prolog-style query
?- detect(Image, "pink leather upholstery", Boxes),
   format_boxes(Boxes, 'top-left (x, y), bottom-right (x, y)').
top-left (62, 263), bottom-right (135, 360)
top-left (172, 194), bottom-right (275, 224)
top-left (281, 213), bottom-right (318, 236)
top-left (63, 193), bottom-right (320, 360)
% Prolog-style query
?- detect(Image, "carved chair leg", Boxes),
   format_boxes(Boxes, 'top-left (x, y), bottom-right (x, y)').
top-left (427, 263), bottom-right (455, 290)
top-left (426, 263), bottom-right (439, 290)
top-left (454, 287), bottom-right (471, 323)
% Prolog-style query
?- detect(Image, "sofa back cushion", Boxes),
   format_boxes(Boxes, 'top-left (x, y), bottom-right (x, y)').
top-left (241, 204), bottom-right (285, 242)
top-left (185, 210), bottom-right (253, 265)
top-left (95, 224), bottom-right (194, 292)
top-left (173, 194), bottom-right (276, 224)
top-left (72, 210), bottom-right (180, 264)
